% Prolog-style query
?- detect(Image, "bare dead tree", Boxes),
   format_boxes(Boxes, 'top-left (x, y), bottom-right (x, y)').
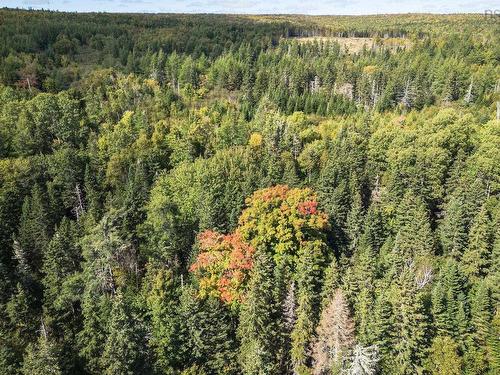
top-left (310, 75), bottom-right (321, 93)
top-left (344, 345), bottom-right (379, 375)
top-left (312, 289), bottom-right (355, 375)
top-left (399, 78), bottom-right (415, 110)
top-left (371, 175), bottom-right (382, 203)
top-left (464, 78), bottom-right (474, 104)
top-left (40, 319), bottom-right (48, 340)
top-left (13, 239), bottom-right (31, 276)
top-left (370, 78), bottom-right (379, 109)
top-left (73, 184), bottom-right (85, 221)
top-left (415, 265), bottom-right (433, 290)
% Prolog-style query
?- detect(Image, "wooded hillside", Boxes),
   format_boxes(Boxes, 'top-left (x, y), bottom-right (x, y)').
top-left (0, 8), bottom-right (499, 375)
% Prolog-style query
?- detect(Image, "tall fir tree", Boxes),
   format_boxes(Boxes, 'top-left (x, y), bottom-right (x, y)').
top-left (291, 241), bottom-right (326, 373)
top-left (461, 205), bottom-right (493, 281)
top-left (101, 291), bottom-right (148, 375)
top-left (21, 330), bottom-right (62, 375)
top-left (238, 252), bottom-right (284, 375)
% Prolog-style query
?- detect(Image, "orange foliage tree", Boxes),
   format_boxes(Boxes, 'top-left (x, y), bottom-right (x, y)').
top-left (189, 230), bottom-right (254, 304)
top-left (190, 185), bottom-right (329, 305)
top-left (238, 185), bottom-right (329, 264)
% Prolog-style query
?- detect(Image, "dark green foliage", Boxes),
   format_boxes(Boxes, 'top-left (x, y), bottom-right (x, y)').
top-left (180, 288), bottom-right (239, 374)
top-left (238, 252), bottom-right (285, 374)
top-left (101, 291), bottom-right (149, 375)
top-left (0, 9), bottom-right (498, 375)
top-left (21, 332), bottom-right (62, 375)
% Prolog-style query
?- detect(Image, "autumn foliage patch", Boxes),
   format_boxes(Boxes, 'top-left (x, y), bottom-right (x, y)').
top-left (190, 185), bottom-right (328, 305)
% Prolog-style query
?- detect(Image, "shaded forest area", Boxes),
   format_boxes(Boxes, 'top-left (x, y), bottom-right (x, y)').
top-left (0, 8), bottom-right (499, 375)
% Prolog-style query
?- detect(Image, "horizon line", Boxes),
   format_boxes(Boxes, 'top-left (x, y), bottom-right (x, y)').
top-left (1, 6), bottom-right (489, 17)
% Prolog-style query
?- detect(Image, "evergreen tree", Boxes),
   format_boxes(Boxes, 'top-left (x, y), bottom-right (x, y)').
top-left (391, 268), bottom-right (429, 375)
top-left (291, 241), bottom-right (326, 373)
top-left (238, 252), bottom-right (284, 374)
top-left (18, 184), bottom-right (50, 277)
top-left (391, 191), bottom-right (434, 271)
top-left (372, 291), bottom-right (395, 373)
top-left (440, 194), bottom-right (469, 258)
top-left (344, 344), bottom-right (379, 375)
top-left (424, 336), bottom-right (462, 375)
top-left (21, 331), bottom-right (62, 375)
top-left (462, 205), bottom-right (493, 280)
top-left (41, 217), bottom-right (82, 373)
top-left (180, 289), bottom-right (239, 374)
top-left (146, 267), bottom-right (185, 374)
top-left (101, 291), bottom-right (148, 375)
top-left (42, 217), bottom-right (81, 322)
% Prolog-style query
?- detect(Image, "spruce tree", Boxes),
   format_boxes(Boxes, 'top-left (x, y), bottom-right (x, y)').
top-left (18, 184), bottom-right (50, 277)
top-left (42, 217), bottom-right (82, 373)
top-left (372, 291), bottom-right (395, 373)
top-left (470, 281), bottom-right (492, 346)
top-left (440, 194), bottom-right (469, 258)
top-left (462, 206), bottom-right (493, 280)
top-left (101, 291), bottom-right (147, 375)
top-left (291, 241), bottom-right (326, 373)
top-left (392, 191), bottom-right (434, 271)
top-left (391, 268), bottom-right (429, 375)
top-left (238, 252), bottom-right (283, 374)
top-left (42, 217), bottom-right (81, 322)
top-left (424, 336), bottom-right (462, 375)
top-left (178, 284), bottom-right (238, 374)
top-left (21, 331), bottom-right (61, 375)
top-left (146, 267), bottom-right (185, 374)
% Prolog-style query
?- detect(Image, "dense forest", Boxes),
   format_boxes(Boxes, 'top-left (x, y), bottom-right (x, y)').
top-left (0, 8), bottom-right (499, 375)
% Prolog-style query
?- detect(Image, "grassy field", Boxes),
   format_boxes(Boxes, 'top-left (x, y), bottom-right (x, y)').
top-left (291, 36), bottom-right (411, 53)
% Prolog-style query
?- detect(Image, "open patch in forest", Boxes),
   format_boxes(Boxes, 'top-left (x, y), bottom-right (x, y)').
top-left (292, 36), bottom-right (411, 53)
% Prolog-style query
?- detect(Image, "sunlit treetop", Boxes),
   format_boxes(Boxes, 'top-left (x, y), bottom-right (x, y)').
top-left (190, 230), bottom-right (255, 305)
top-left (238, 185), bottom-right (329, 262)
top-left (190, 185), bottom-right (330, 306)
